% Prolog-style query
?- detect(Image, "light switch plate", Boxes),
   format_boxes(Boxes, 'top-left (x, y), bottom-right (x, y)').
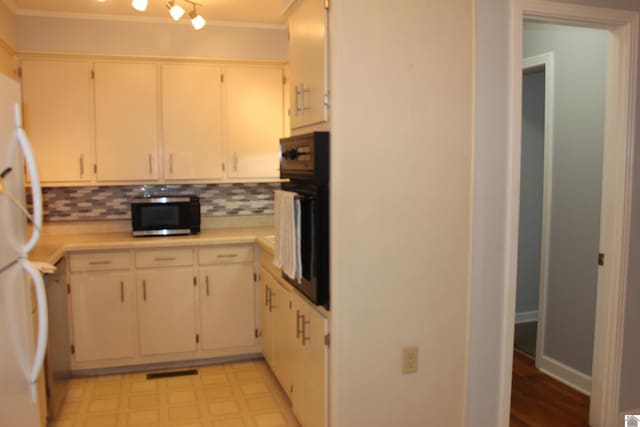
top-left (402, 346), bottom-right (418, 374)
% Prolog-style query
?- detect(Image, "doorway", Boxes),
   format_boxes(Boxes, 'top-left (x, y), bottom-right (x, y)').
top-left (514, 62), bottom-right (547, 360)
top-left (511, 20), bottom-right (611, 424)
top-left (500, 2), bottom-right (639, 426)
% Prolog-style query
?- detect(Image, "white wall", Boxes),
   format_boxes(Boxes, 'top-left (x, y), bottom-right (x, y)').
top-left (15, 15), bottom-right (287, 61)
top-left (0, 1), bottom-right (16, 78)
top-left (330, 1), bottom-right (473, 426)
top-left (0, 1), bottom-right (15, 47)
top-left (469, 0), bottom-right (640, 424)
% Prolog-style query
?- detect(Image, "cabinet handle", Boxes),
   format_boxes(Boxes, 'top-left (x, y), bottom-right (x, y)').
top-left (233, 152), bottom-right (238, 173)
top-left (148, 154), bottom-right (152, 175)
top-left (221, 162), bottom-right (225, 173)
top-left (300, 83), bottom-right (310, 112)
top-left (120, 281), bottom-right (124, 303)
top-left (264, 285), bottom-right (269, 307)
top-left (153, 257), bottom-right (176, 262)
top-left (169, 153), bottom-right (174, 174)
top-left (269, 288), bottom-right (276, 311)
top-left (216, 254), bottom-right (238, 259)
top-left (142, 280), bottom-right (147, 301)
top-left (88, 260), bottom-right (111, 265)
top-left (206, 276), bottom-right (210, 297)
top-left (295, 85), bottom-right (301, 115)
top-left (302, 316), bottom-right (311, 346)
top-left (79, 155), bottom-right (84, 177)
top-left (296, 310), bottom-right (303, 338)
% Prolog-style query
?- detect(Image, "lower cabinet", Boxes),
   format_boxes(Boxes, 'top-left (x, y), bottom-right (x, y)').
top-left (259, 270), bottom-right (275, 366)
top-left (136, 268), bottom-right (198, 356)
top-left (259, 266), bottom-right (328, 427)
top-left (69, 270), bottom-right (136, 362)
top-left (199, 263), bottom-right (255, 350)
top-left (291, 292), bottom-right (328, 427)
top-left (260, 267), bottom-right (295, 398)
top-left (67, 244), bottom-right (258, 369)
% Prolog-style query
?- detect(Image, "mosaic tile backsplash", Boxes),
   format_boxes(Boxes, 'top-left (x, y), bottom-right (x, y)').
top-left (31, 183), bottom-right (279, 222)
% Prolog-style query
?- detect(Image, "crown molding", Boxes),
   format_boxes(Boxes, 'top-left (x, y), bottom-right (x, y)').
top-left (14, 9), bottom-right (287, 30)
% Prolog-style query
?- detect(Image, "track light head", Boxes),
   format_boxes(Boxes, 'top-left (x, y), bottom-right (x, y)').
top-left (131, 0), bottom-right (148, 12)
top-left (189, 6), bottom-right (206, 30)
top-left (166, 1), bottom-right (185, 21)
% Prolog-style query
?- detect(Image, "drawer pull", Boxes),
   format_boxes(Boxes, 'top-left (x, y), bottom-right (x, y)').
top-left (206, 276), bottom-right (210, 297)
top-left (120, 281), bottom-right (124, 303)
top-left (88, 260), bottom-right (111, 265)
top-left (216, 254), bottom-right (238, 259)
top-left (142, 280), bottom-right (147, 301)
top-left (153, 257), bottom-right (176, 262)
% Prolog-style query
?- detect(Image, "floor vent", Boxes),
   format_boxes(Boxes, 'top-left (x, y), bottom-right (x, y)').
top-left (146, 369), bottom-right (198, 380)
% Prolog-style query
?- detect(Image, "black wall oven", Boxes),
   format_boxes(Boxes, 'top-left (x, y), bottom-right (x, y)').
top-left (280, 131), bottom-right (329, 309)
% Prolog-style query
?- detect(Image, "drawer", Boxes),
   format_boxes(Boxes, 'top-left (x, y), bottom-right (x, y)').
top-left (69, 251), bottom-right (130, 272)
top-left (198, 245), bottom-right (253, 265)
top-left (136, 248), bottom-right (193, 268)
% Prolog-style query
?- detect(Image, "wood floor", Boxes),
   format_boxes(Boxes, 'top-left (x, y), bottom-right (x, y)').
top-left (510, 351), bottom-right (590, 427)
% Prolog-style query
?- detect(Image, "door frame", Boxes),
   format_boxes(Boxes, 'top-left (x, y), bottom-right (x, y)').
top-left (521, 52), bottom-right (556, 379)
top-left (502, 1), bottom-right (639, 426)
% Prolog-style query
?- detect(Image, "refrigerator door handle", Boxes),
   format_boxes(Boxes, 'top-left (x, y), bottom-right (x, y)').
top-left (14, 104), bottom-right (42, 255)
top-left (21, 259), bottom-right (48, 384)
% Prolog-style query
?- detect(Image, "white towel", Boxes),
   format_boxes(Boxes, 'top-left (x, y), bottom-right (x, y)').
top-left (273, 190), bottom-right (301, 282)
top-left (30, 261), bottom-right (56, 275)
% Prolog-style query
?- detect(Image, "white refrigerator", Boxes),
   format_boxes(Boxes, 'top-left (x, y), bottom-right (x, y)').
top-left (0, 72), bottom-right (48, 426)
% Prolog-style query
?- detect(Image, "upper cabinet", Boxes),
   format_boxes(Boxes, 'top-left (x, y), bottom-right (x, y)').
top-left (162, 64), bottom-right (224, 181)
top-left (19, 58), bottom-right (284, 186)
top-left (94, 62), bottom-right (159, 182)
top-left (288, 0), bottom-right (329, 129)
top-left (21, 60), bottom-right (94, 184)
top-left (223, 66), bottom-right (284, 179)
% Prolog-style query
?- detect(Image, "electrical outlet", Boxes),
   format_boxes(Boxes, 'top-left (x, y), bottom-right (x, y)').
top-left (402, 346), bottom-right (418, 374)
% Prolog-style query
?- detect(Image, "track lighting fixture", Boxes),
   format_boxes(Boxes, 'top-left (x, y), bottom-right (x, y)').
top-left (132, 0), bottom-right (206, 30)
top-left (131, 0), bottom-right (148, 12)
top-left (189, 4), bottom-right (206, 30)
top-left (166, 0), bottom-right (185, 21)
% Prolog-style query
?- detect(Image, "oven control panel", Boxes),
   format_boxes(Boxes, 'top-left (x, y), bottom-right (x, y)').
top-left (279, 132), bottom-right (328, 183)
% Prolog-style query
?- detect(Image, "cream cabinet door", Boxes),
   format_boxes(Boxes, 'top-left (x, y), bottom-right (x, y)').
top-left (291, 294), bottom-right (328, 427)
top-left (21, 60), bottom-right (93, 184)
top-left (162, 64), bottom-right (224, 180)
top-left (259, 268), bottom-right (275, 367)
top-left (223, 66), bottom-right (283, 179)
top-left (69, 271), bottom-right (136, 362)
top-left (199, 262), bottom-right (255, 351)
top-left (271, 274), bottom-right (295, 399)
top-left (136, 268), bottom-right (197, 355)
top-left (94, 62), bottom-right (159, 181)
top-left (289, 0), bottom-right (328, 129)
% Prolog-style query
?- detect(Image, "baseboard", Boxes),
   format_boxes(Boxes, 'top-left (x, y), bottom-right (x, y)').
top-left (537, 355), bottom-right (591, 395)
top-left (515, 310), bottom-right (538, 324)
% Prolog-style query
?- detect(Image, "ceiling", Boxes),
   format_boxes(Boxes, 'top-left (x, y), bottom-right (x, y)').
top-left (10, 0), bottom-right (287, 25)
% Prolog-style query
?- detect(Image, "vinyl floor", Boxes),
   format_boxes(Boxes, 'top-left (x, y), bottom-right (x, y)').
top-left (49, 359), bottom-right (300, 427)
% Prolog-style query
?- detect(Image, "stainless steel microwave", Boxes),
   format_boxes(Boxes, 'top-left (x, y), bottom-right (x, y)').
top-left (131, 195), bottom-right (201, 237)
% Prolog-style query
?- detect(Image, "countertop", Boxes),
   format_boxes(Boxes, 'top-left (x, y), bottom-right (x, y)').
top-left (31, 227), bottom-right (275, 265)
